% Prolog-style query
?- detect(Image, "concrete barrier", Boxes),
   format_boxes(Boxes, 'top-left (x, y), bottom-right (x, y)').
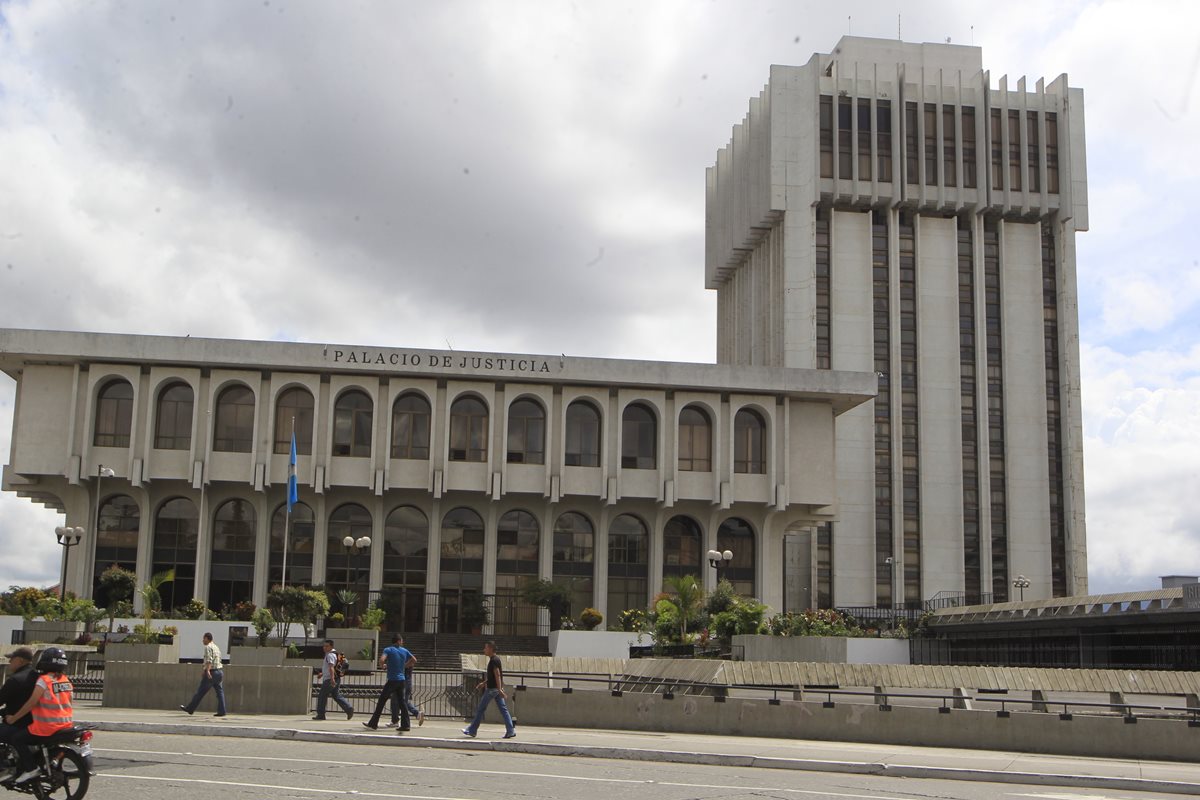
top-left (733, 635), bottom-right (910, 664)
top-left (512, 685), bottom-right (1200, 762)
top-left (103, 662), bottom-right (312, 715)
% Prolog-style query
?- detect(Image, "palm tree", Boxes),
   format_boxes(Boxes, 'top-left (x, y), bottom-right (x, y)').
top-left (138, 568), bottom-right (175, 639)
top-left (664, 574), bottom-right (704, 642)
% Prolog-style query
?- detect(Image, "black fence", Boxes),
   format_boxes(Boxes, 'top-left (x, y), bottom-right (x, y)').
top-left (365, 591), bottom-right (545, 636)
top-left (311, 669), bottom-right (483, 719)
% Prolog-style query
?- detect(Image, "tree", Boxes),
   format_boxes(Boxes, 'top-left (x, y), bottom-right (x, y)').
top-left (136, 569), bottom-right (175, 642)
top-left (664, 574), bottom-right (704, 642)
top-left (98, 566), bottom-right (136, 636)
top-left (268, 585), bottom-right (330, 642)
top-left (251, 607), bottom-right (276, 646)
top-left (520, 579), bottom-right (572, 630)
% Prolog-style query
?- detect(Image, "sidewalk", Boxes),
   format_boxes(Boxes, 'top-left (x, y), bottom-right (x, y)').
top-left (78, 703), bottom-right (1200, 796)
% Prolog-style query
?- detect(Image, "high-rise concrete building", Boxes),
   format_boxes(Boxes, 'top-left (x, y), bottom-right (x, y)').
top-left (706, 37), bottom-right (1089, 607)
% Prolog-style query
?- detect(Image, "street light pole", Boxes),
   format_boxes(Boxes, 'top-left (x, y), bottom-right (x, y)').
top-left (342, 534), bottom-right (372, 618)
top-left (884, 556), bottom-right (898, 628)
top-left (707, 548), bottom-right (733, 586)
top-left (54, 526), bottom-right (85, 599)
top-left (1013, 574), bottom-right (1030, 601)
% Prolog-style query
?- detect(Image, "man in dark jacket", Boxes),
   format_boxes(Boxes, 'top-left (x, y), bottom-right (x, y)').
top-left (0, 647), bottom-right (38, 751)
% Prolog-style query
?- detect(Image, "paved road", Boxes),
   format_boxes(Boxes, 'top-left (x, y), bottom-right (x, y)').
top-left (85, 731), bottom-right (1183, 800)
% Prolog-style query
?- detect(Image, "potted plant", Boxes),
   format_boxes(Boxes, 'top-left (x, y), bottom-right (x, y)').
top-left (579, 607), bottom-right (604, 631)
top-left (460, 594), bottom-right (491, 634)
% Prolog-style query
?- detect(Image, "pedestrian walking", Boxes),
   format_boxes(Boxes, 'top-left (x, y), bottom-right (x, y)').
top-left (396, 634), bottom-right (424, 728)
top-left (462, 640), bottom-right (515, 739)
top-left (312, 639), bottom-right (354, 721)
top-left (179, 632), bottom-right (227, 717)
top-left (363, 635), bottom-right (414, 731)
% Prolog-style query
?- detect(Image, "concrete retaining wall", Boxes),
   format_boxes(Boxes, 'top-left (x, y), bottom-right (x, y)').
top-left (102, 662), bottom-right (312, 715)
top-left (512, 686), bottom-right (1200, 762)
top-left (549, 630), bottom-right (651, 659)
top-left (733, 635), bottom-right (910, 664)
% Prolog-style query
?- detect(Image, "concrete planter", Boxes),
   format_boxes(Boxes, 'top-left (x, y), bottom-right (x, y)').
top-left (549, 629), bottom-right (652, 659)
top-left (104, 641), bottom-right (180, 663)
top-left (322, 628), bottom-right (378, 661)
top-left (732, 634), bottom-right (910, 664)
top-left (23, 620), bottom-right (85, 644)
top-left (230, 645), bottom-right (286, 666)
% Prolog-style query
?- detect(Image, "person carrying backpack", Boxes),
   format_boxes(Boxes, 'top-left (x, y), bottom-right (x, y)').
top-left (312, 639), bottom-right (354, 721)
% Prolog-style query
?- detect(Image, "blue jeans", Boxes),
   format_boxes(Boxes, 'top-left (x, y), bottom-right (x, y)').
top-left (465, 688), bottom-right (513, 736)
top-left (404, 668), bottom-right (420, 717)
top-left (315, 679), bottom-right (353, 718)
top-left (184, 668), bottom-right (226, 715)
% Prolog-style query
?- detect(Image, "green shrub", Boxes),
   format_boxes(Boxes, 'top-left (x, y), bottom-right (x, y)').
top-left (251, 607), bottom-right (276, 645)
top-left (177, 598), bottom-right (211, 620)
top-left (617, 608), bottom-right (646, 632)
top-left (359, 605), bottom-right (386, 631)
top-left (579, 607), bottom-right (603, 631)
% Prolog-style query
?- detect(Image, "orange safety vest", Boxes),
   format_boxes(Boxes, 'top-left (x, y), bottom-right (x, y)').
top-left (28, 673), bottom-right (73, 736)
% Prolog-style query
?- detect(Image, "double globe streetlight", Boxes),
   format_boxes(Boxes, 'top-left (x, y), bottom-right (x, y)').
top-left (56, 464), bottom-right (116, 600)
top-left (1013, 574), bottom-right (1031, 601)
top-left (707, 549), bottom-right (733, 584)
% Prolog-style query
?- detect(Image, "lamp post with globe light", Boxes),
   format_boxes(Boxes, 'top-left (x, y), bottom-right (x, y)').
top-left (1013, 574), bottom-right (1031, 601)
top-left (342, 535), bottom-right (371, 619)
top-left (707, 548), bottom-right (733, 585)
top-left (54, 526), bottom-right (85, 599)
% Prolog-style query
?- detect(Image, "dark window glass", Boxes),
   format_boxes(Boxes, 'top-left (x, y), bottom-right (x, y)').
top-left (94, 379), bottom-right (134, 448)
top-left (607, 514), bottom-right (648, 623)
top-left (552, 512), bottom-right (594, 618)
top-left (1027, 111), bottom-right (1040, 192)
top-left (209, 498), bottom-right (255, 612)
top-left (449, 396), bottom-right (488, 462)
top-left (621, 403), bottom-right (657, 469)
top-left (328, 503), bottom-right (372, 594)
top-left (507, 399), bottom-right (545, 465)
top-left (92, 494), bottom-right (139, 605)
top-left (962, 106), bottom-right (977, 188)
top-left (734, 408), bottom-right (766, 474)
top-left (152, 497), bottom-right (197, 611)
top-left (942, 104), bottom-right (957, 186)
top-left (1046, 113), bottom-right (1059, 193)
top-left (380, 505), bottom-right (428, 632)
top-left (904, 102), bottom-right (919, 184)
top-left (815, 207), bottom-right (831, 369)
top-left (274, 387), bottom-right (314, 455)
top-left (333, 390), bottom-right (373, 458)
top-left (857, 98), bottom-right (872, 180)
top-left (496, 510), bottom-right (540, 635)
top-left (876, 99), bottom-right (892, 182)
top-left (391, 393), bottom-right (431, 460)
top-left (984, 218), bottom-right (1008, 600)
top-left (924, 103), bottom-right (938, 185)
top-left (1008, 110), bottom-right (1022, 191)
top-left (213, 385), bottom-right (255, 453)
top-left (872, 208), bottom-right (893, 608)
top-left (990, 109), bottom-right (1003, 190)
top-left (716, 517), bottom-right (756, 597)
top-left (565, 400), bottom-right (601, 467)
top-left (154, 382), bottom-right (193, 450)
top-left (819, 96), bottom-right (833, 179)
top-left (678, 405), bottom-right (712, 472)
top-left (816, 521), bottom-right (834, 608)
top-left (440, 506), bottom-right (485, 633)
top-left (663, 515), bottom-right (703, 581)
top-left (837, 96), bottom-right (852, 179)
top-left (269, 501), bottom-right (314, 587)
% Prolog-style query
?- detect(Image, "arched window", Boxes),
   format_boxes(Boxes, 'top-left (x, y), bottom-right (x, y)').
top-left (333, 390), bottom-right (373, 458)
top-left (449, 396), bottom-right (488, 462)
top-left (152, 497), bottom-right (197, 611)
top-left (439, 507), bottom-right (485, 632)
top-left (213, 385), bottom-right (255, 453)
top-left (391, 393), bottom-right (431, 460)
top-left (678, 405), bottom-right (712, 472)
top-left (621, 403), bottom-right (657, 469)
top-left (92, 494), bottom-right (139, 604)
top-left (553, 512), bottom-right (594, 619)
top-left (565, 401), bottom-right (601, 467)
top-left (506, 399), bottom-right (545, 465)
top-left (734, 409), bottom-right (767, 474)
top-left (381, 506), bottom-right (428, 631)
top-left (94, 379), bottom-right (134, 448)
top-left (274, 387), bottom-right (314, 455)
top-left (270, 502), bottom-right (314, 586)
top-left (663, 515), bottom-right (703, 581)
top-left (607, 514), bottom-right (648, 623)
top-left (328, 504), bottom-right (373, 596)
top-left (209, 499), bottom-right (256, 612)
top-left (496, 510), bottom-right (540, 635)
top-left (717, 517), bottom-right (757, 597)
top-left (154, 383), bottom-right (194, 450)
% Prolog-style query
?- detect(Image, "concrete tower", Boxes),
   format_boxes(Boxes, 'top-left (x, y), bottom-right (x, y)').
top-left (706, 37), bottom-right (1088, 608)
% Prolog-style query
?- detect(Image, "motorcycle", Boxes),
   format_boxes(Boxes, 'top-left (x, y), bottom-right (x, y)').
top-left (0, 724), bottom-right (94, 800)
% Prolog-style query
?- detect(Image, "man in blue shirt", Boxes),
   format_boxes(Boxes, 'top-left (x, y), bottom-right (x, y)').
top-left (363, 634), bottom-right (415, 731)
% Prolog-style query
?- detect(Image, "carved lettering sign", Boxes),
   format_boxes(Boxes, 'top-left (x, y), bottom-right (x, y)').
top-left (327, 348), bottom-right (555, 374)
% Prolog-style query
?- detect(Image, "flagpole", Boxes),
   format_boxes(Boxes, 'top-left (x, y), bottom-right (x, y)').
top-left (282, 416), bottom-right (295, 588)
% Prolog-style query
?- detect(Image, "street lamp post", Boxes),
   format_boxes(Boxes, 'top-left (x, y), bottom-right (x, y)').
top-left (53, 526), bottom-right (85, 599)
top-left (707, 548), bottom-right (733, 585)
top-left (1013, 574), bottom-right (1031, 601)
top-left (884, 556), bottom-right (899, 628)
top-left (342, 535), bottom-right (371, 618)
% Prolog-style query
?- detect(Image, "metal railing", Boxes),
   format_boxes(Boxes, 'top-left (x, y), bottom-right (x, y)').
top-left (364, 591), bottom-right (546, 636)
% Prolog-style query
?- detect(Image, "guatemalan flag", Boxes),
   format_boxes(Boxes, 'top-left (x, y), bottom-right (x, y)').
top-left (287, 433), bottom-right (299, 512)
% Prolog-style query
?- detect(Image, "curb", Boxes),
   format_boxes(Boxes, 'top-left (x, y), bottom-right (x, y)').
top-left (88, 719), bottom-right (1200, 796)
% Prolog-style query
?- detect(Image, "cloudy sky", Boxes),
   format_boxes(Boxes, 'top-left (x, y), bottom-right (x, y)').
top-left (1, 0), bottom-right (1198, 597)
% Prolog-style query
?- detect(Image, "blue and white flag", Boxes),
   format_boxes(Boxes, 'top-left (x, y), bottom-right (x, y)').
top-left (287, 433), bottom-right (299, 511)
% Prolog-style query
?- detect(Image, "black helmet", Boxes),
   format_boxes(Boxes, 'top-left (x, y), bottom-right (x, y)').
top-left (35, 647), bottom-right (68, 674)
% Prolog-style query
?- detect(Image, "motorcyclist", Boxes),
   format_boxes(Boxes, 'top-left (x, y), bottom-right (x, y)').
top-left (0, 647), bottom-right (38, 758)
top-left (3, 647), bottom-right (73, 784)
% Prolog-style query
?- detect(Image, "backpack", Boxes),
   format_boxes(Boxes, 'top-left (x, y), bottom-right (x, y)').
top-left (334, 651), bottom-right (350, 678)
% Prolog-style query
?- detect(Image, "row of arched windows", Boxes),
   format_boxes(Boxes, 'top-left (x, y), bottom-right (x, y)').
top-left (91, 493), bottom-right (757, 627)
top-left (92, 379), bottom-right (770, 473)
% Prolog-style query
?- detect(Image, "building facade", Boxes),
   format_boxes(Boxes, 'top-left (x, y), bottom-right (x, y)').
top-left (0, 329), bottom-right (874, 631)
top-left (706, 37), bottom-right (1089, 607)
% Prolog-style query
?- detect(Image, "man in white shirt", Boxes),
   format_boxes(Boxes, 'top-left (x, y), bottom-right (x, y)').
top-left (179, 632), bottom-right (227, 716)
top-left (312, 639), bottom-right (354, 721)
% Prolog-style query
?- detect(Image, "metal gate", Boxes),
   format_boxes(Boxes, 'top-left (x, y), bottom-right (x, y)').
top-left (311, 670), bottom-right (480, 719)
